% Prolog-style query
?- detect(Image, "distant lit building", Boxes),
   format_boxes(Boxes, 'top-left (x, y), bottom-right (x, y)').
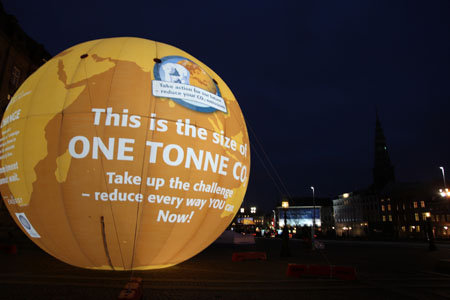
top-left (231, 205), bottom-right (264, 233)
top-left (379, 181), bottom-right (450, 239)
top-left (332, 113), bottom-right (395, 238)
top-left (277, 205), bottom-right (321, 228)
top-left (333, 190), bottom-right (381, 237)
top-left (275, 197), bottom-right (332, 235)
top-left (332, 113), bottom-right (450, 240)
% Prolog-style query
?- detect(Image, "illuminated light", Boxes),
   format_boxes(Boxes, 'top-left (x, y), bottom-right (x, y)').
top-left (240, 208), bottom-right (245, 214)
top-left (343, 193), bottom-right (349, 198)
top-left (250, 206), bottom-right (256, 214)
top-left (444, 226), bottom-right (448, 230)
top-left (0, 37), bottom-right (250, 271)
top-left (439, 188), bottom-right (450, 197)
top-left (282, 201), bottom-right (289, 209)
top-left (332, 226), bottom-right (335, 230)
top-left (349, 227), bottom-right (352, 230)
top-left (425, 212), bottom-right (431, 218)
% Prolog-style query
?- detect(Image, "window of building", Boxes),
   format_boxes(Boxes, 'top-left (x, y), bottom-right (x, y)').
top-left (402, 203), bottom-right (406, 210)
top-left (415, 213), bottom-right (419, 221)
top-left (382, 215), bottom-right (386, 222)
top-left (420, 201), bottom-right (425, 208)
top-left (409, 226), bottom-right (415, 232)
top-left (422, 213), bottom-right (428, 221)
top-left (10, 65), bottom-right (21, 89)
top-left (401, 226), bottom-right (406, 232)
top-left (436, 215), bottom-right (440, 222)
top-left (413, 202), bottom-right (418, 209)
top-left (416, 226), bottom-right (420, 232)
top-left (388, 215), bottom-right (392, 222)
top-left (381, 205), bottom-right (385, 212)
top-left (387, 204), bottom-right (391, 211)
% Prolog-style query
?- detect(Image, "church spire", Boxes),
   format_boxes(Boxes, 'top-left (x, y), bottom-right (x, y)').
top-left (373, 112), bottom-right (395, 190)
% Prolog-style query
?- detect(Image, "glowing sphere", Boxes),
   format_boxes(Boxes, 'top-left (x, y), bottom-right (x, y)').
top-left (0, 37), bottom-right (250, 270)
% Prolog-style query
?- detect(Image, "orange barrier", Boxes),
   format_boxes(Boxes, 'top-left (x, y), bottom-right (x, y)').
top-left (286, 264), bottom-right (308, 277)
top-left (286, 264), bottom-right (356, 280)
top-left (308, 264), bottom-right (332, 277)
top-left (232, 251), bottom-right (267, 262)
top-left (118, 277), bottom-right (143, 300)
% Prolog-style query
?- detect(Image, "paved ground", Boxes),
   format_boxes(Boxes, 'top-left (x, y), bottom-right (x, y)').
top-left (1, 237), bottom-right (450, 299)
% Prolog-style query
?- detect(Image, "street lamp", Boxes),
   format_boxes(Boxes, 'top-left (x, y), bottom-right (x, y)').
top-left (272, 210), bottom-right (276, 230)
top-left (425, 211), bottom-right (437, 251)
top-left (280, 200), bottom-right (290, 257)
top-left (440, 166), bottom-right (446, 188)
top-left (281, 200), bottom-right (289, 227)
top-left (311, 186), bottom-right (315, 249)
top-left (439, 188), bottom-right (450, 198)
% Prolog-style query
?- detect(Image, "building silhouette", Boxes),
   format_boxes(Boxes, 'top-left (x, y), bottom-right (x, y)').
top-left (0, 2), bottom-right (50, 240)
top-left (333, 113), bottom-right (395, 237)
top-left (333, 113), bottom-right (450, 239)
top-left (0, 2), bottom-right (50, 115)
top-left (372, 112), bottom-right (395, 191)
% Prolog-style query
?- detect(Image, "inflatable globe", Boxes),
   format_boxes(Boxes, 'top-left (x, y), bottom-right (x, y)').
top-left (0, 37), bottom-right (250, 270)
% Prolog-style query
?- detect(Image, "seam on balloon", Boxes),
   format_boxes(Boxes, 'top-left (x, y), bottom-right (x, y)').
top-left (90, 38), bottom-right (129, 270)
top-left (128, 38), bottom-right (157, 272)
top-left (55, 39), bottom-right (103, 268)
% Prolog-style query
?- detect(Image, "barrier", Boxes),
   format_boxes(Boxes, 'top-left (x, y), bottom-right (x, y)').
top-left (286, 264), bottom-right (308, 277)
top-left (118, 277), bottom-right (143, 300)
top-left (232, 251), bottom-right (267, 262)
top-left (286, 264), bottom-right (356, 280)
top-left (308, 264), bottom-right (332, 277)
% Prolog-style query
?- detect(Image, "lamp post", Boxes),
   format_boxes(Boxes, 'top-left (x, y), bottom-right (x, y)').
top-left (311, 186), bottom-right (315, 250)
top-left (438, 167), bottom-right (450, 198)
top-left (272, 210), bottom-right (276, 230)
top-left (425, 212), bottom-right (437, 251)
top-left (282, 201), bottom-right (289, 226)
top-left (440, 166), bottom-right (446, 188)
top-left (281, 200), bottom-right (290, 257)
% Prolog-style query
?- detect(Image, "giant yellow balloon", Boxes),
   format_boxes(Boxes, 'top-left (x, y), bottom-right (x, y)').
top-left (0, 37), bottom-right (250, 270)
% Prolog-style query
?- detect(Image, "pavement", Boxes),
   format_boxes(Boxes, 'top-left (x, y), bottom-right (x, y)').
top-left (1, 236), bottom-right (450, 299)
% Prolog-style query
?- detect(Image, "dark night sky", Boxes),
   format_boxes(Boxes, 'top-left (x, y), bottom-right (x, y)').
top-left (3, 0), bottom-right (450, 212)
